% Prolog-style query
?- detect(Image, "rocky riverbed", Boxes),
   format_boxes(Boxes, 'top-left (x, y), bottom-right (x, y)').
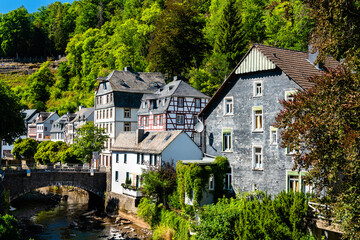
top-left (10, 187), bottom-right (152, 240)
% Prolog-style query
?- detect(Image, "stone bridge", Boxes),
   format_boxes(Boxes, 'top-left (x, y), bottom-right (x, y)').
top-left (1, 167), bottom-right (108, 202)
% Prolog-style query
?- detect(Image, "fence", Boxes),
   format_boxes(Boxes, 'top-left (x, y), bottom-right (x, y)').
top-left (2, 163), bottom-right (109, 173)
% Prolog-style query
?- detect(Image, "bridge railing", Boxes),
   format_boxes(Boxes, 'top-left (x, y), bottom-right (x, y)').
top-left (2, 163), bottom-right (109, 173)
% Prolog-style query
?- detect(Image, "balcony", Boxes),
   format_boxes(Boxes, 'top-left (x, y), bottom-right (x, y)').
top-left (121, 184), bottom-right (143, 198)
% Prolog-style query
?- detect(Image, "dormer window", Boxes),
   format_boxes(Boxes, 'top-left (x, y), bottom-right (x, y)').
top-left (169, 86), bottom-right (174, 91)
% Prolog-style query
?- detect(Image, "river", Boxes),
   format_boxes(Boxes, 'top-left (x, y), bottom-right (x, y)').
top-left (11, 187), bottom-right (151, 240)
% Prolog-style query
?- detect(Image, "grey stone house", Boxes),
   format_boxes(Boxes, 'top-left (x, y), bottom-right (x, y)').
top-left (199, 44), bottom-right (338, 196)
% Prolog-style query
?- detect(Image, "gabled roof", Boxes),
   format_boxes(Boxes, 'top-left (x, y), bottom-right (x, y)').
top-left (111, 130), bottom-right (183, 154)
top-left (97, 70), bottom-right (165, 94)
top-left (50, 114), bottom-right (69, 132)
top-left (70, 107), bottom-right (94, 123)
top-left (22, 109), bottom-right (37, 123)
top-left (200, 44), bottom-right (339, 118)
top-left (36, 112), bottom-right (57, 123)
top-left (137, 80), bottom-right (210, 115)
top-left (142, 80), bottom-right (210, 100)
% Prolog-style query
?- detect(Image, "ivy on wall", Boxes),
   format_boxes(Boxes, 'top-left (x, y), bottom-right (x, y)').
top-left (176, 156), bottom-right (229, 210)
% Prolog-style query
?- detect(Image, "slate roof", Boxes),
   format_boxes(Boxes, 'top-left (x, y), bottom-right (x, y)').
top-left (97, 70), bottom-right (165, 94)
top-left (253, 44), bottom-right (339, 90)
top-left (111, 130), bottom-right (183, 154)
top-left (200, 44), bottom-right (340, 117)
top-left (22, 109), bottom-right (37, 123)
top-left (137, 80), bottom-right (210, 115)
top-left (50, 114), bottom-right (69, 132)
top-left (70, 107), bottom-right (94, 123)
top-left (36, 112), bottom-right (56, 123)
top-left (142, 80), bottom-right (210, 100)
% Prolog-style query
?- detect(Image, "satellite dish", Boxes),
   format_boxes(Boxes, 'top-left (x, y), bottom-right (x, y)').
top-left (194, 118), bottom-right (204, 133)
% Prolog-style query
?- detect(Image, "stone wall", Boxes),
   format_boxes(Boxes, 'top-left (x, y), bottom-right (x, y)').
top-left (105, 192), bottom-right (141, 215)
top-left (203, 69), bottom-right (299, 196)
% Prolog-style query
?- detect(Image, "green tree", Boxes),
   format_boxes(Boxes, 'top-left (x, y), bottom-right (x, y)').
top-left (274, 66), bottom-right (360, 239)
top-left (0, 81), bottom-right (26, 165)
top-left (0, 214), bottom-right (20, 239)
top-left (146, 0), bottom-right (207, 78)
top-left (214, 0), bottom-right (249, 70)
top-left (34, 141), bottom-right (68, 164)
top-left (72, 121), bottom-right (108, 163)
top-left (12, 138), bottom-right (38, 160)
top-left (21, 61), bottom-right (55, 110)
top-left (0, 7), bottom-right (32, 57)
top-left (264, 0), bottom-right (313, 52)
top-left (141, 162), bottom-right (177, 208)
top-left (303, 0), bottom-right (360, 63)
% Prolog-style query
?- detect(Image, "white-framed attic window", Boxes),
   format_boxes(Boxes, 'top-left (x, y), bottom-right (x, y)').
top-left (253, 81), bottom-right (263, 97)
top-left (224, 97), bottom-right (233, 115)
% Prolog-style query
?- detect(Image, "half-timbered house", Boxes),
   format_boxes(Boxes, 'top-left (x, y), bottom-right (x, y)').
top-left (137, 78), bottom-right (210, 145)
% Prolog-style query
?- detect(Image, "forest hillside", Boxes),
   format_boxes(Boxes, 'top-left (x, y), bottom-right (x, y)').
top-left (0, 0), bottom-right (314, 115)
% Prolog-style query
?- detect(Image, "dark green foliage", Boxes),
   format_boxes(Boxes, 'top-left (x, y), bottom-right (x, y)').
top-left (72, 121), bottom-right (109, 163)
top-left (20, 62), bottom-right (55, 111)
top-left (141, 162), bottom-right (177, 208)
top-left (34, 141), bottom-right (68, 164)
top-left (0, 82), bottom-right (26, 145)
top-left (146, 0), bottom-right (207, 78)
top-left (176, 156), bottom-right (230, 210)
top-left (214, 0), bottom-right (249, 70)
top-left (12, 138), bottom-right (38, 160)
top-left (275, 66), bottom-right (360, 239)
top-left (56, 61), bottom-right (72, 91)
top-left (0, 214), bottom-right (20, 239)
top-left (193, 191), bottom-right (310, 240)
top-left (0, 7), bottom-right (32, 57)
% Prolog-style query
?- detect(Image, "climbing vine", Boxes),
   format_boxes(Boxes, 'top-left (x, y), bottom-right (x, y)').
top-left (176, 156), bottom-right (229, 210)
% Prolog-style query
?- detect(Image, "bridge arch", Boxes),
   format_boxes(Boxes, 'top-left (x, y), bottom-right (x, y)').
top-left (2, 170), bottom-right (107, 202)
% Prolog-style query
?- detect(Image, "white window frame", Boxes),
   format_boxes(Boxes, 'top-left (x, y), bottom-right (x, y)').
top-left (252, 146), bottom-right (263, 170)
top-left (208, 174), bottom-right (214, 190)
top-left (252, 106), bottom-right (263, 132)
top-left (224, 97), bottom-right (233, 115)
top-left (224, 173), bottom-right (232, 190)
top-left (270, 127), bottom-right (277, 145)
top-left (285, 90), bottom-right (297, 102)
top-left (253, 81), bottom-right (263, 97)
top-left (222, 128), bottom-right (232, 152)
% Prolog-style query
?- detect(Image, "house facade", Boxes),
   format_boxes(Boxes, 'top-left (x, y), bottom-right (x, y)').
top-left (137, 78), bottom-right (210, 145)
top-left (94, 67), bottom-right (165, 168)
top-left (50, 113), bottom-right (76, 142)
top-left (34, 112), bottom-right (60, 141)
top-left (110, 130), bottom-right (202, 200)
top-left (64, 106), bottom-right (94, 144)
top-left (200, 44), bottom-right (338, 196)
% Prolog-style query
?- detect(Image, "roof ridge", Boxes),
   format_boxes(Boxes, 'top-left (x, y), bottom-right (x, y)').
top-left (254, 43), bottom-right (307, 54)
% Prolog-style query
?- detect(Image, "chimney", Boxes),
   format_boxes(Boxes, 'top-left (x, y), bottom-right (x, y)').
top-left (308, 45), bottom-right (322, 69)
top-left (124, 66), bottom-right (133, 72)
top-left (136, 129), bottom-right (145, 144)
top-left (79, 105), bottom-right (85, 111)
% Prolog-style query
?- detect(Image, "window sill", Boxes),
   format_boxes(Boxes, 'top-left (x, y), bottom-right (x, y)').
top-left (252, 168), bottom-right (263, 171)
top-left (270, 143), bottom-right (278, 146)
top-left (252, 129), bottom-right (264, 133)
top-left (223, 113), bottom-right (234, 116)
top-left (253, 95), bottom-right (263, 98)
top-left (222, 150), bottom-right (233, 153)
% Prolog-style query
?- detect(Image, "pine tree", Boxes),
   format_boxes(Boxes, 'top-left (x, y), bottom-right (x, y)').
top-left (214, 0), bottom-right (249, 69)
